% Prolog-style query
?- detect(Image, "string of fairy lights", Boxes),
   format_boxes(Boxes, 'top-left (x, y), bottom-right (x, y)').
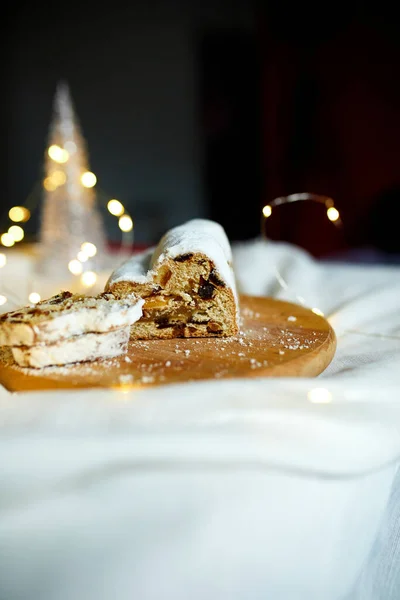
top-left (261, 193), bottom-right (341, 225)
top-left (0, 143), bottom-right (134, 308)
top-left (261, 193), bottom-right (342, 317)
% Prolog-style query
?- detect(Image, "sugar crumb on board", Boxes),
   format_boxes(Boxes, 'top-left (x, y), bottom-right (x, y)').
top-left (275, 327), bottom-right (322, 351)
top-left (241, 307), bottom-right (261, 319)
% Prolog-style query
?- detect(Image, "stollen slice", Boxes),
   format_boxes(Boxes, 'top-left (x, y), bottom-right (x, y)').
top-left (0, 291), bottom-right (144, 346)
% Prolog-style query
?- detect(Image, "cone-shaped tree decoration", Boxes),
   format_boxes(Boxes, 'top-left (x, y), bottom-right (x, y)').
top-left (38, 82), bottom-right (106, 278)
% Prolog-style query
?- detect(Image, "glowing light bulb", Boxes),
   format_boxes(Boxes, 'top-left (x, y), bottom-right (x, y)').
top-left (77, 251), bottom-right (89, 262)
top-left (43, 177), bottom-right (58, 191)
top-left (48, 145), bottom-right (69, 163)
top-left (327, 207), bottom-right (340, 222)
top-left (81, 242), bottom-right (97, 257)
top-left (81, 271), bottom-right (97, 287)
top-left (8, 225), bottom-right (24, 242)
top-left (308, 387), bottom-right (332, 404)
top-left (1, 233), bottom-right (14, 247)
top-left (80, 171), bottom-right (97, 188)
top-left (117, 385), bottom-right (133, 396)
top-left (118, 215), bottom-right (133, 232)
top-left (107, 199), bottom-right (124, 216)
top-left (51, 170), bottom-right (67, 186)
top-left (0, 253), bottom-right (6, 268)
top-left (311, 307), bottom-right (324, 317)
top-left (68, 259), bottom-right (83, 275)
top-left (262, 205), bottom-right (272, 218)
top-left (9, 206), bottom-right (30, 222)
top-left (64, 141), bottom-right (77, 154)
top-left (28, 292), bottom-right (41, 304)
top-left (0, 295), bottom-right (7, 306)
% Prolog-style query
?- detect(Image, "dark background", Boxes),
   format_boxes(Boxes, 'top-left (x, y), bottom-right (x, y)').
top-left (1, 0), bottom-right (400, 260)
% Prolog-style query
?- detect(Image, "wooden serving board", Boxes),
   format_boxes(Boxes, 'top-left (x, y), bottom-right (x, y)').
top-left (0, 296), bottom-right (336, 393)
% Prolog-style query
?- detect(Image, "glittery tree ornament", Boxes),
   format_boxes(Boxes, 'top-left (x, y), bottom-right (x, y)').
top-left (38, 82), bottom-right (106, 278)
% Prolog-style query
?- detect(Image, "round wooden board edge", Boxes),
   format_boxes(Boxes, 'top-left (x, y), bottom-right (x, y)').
top-left (0, 295), bottom-right (337, 393)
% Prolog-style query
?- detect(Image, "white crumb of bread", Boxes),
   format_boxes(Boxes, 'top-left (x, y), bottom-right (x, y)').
top-left (11, 327), bottom-right (130, 368)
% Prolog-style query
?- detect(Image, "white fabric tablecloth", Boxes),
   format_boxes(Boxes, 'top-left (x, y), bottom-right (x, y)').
top-left (235, 239), bottom-right (400, 599)
top-left (0, 239), bottom-right (399, 600)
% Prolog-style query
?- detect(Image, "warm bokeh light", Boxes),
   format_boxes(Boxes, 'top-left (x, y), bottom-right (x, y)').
top-left (307, 387), bottom-right (332, 404)
top-left (262, 205), bottom-right (272, 218)
top-left (1, 233), bottom-right (15, 247)
top-left (107, 199), bottom-right (124, 216)
top-left (43, 177), bottom-right (58, 191)
top-left (0, 295), bottom-right (7, 306)
top-left (9, 206), bottom-right (30, 223)
top-left (80, 171), bottom-right (97, 188)
top-left (118, 215), bottom-right (133, 232)
top-left (68, 259), bottom-right (83, 275)
top-left (28, 292), bottom-right (41, 304)
top-left (51, 170), bottom-right (67, 186)
top-left (8, 225), bottom-right (24, 242)
top-left (311, 307), bottom-right (324, 317)
top-left (116, 385), bottom-right (134, 396)
top-left (0, 253), bottom-right (6, 268)
top-left (77, 251), bottom-right (89, 262)
top-left (81, 271), bottom-right (97, 287)
top-left (81, 242), bottom-right (97, 257)
top-left (327, 207), bottom-right (340, 222)
top-left (48, 145), bottom-right (69, 163)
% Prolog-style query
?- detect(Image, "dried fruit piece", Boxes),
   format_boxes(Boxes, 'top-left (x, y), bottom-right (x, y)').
top-left (209, 269), bottom-right (226, 287)
top-left (156, 266), bottom-right (172, 287)
top-left (144, 296), bottom-right (168, 310)
top-left (173, 323), bottom-right (186, 336)
top-left (155, 316), bottom-right (170, 329)
top-left (198, 276), bottom-right (215, 300)
top-left (160, 269), bottom-right (172, 286)
top-left (207, 322), bottom-right (222, 333)
top-left (174, 253), bottom-right (193, 262)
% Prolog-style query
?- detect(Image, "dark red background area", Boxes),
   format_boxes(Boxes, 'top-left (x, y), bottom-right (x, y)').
top-left (261, 10), bottom-right (400, 255)
top-left (203, 5), bottom-right (400, 258)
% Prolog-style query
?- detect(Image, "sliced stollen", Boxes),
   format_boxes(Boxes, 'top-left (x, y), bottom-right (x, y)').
top-left (0, 291), bottom-right (144, 346)
top-left (12, 328), bottom-right (130, 368)
top-left (105, 218), bottom-right (239, 339)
